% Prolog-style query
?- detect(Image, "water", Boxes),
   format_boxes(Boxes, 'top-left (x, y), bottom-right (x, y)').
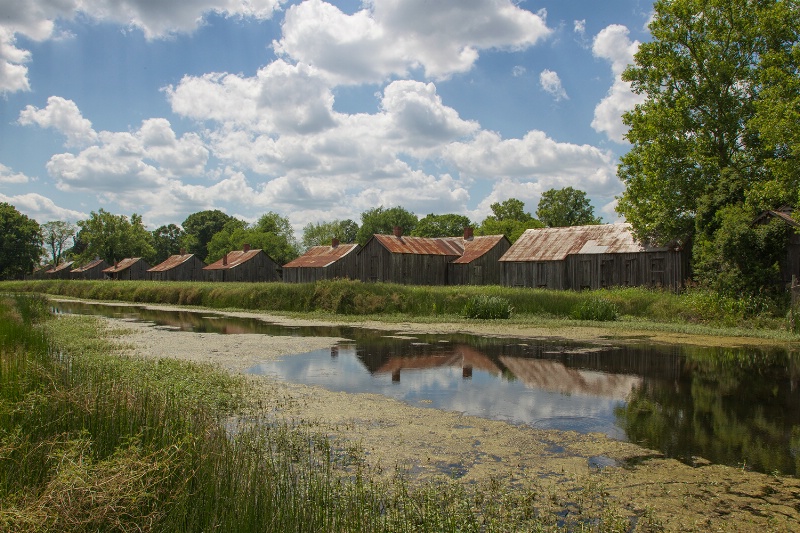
top-left (52, 300), bottom-right (800, 476)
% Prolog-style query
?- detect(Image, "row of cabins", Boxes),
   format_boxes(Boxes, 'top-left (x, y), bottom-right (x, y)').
top-left (32, 224), bottom-right (690, 290)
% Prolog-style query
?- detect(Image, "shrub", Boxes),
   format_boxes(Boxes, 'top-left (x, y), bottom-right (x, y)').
top-left (571, 298), bottom-right (618, 321)
top-left (461, 295), bottom-right (512, 319)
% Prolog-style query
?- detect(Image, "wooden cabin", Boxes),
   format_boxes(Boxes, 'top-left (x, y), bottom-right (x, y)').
top-left (103, 257), bottom-right (151, 280)
top-left (357, 227), bottom-right (463, 285)
top-left (447, 230), bottom-right (510, 285)
top-left (282, 239), bottom-right (360, 283)
top-left (46, 261), bottom-right (75, 280)
top-left (147, 252), bottom-right (205, 282)
top-left (27, 264), bottom-right (54, 280)
top-left (752, 208), bottom-right (800, 288)
top-left (70, 258), bottom-right (109, 280)
top-left (500, 223), bottom-right (687, 291)
top-left (203, 244), bottom-right (281, 282)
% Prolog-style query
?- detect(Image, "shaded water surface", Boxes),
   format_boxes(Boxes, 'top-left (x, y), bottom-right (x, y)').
top-left (53, 300), bottom-right (800, 476)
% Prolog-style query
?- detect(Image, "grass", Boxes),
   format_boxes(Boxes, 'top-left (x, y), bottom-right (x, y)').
top-left (0, 293), bottom-right (644, 532)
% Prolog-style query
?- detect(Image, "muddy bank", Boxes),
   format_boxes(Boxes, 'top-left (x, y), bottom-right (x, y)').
top-left (85, 302), bottom-right (800, 532)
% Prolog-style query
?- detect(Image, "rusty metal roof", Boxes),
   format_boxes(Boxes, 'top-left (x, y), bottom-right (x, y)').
top-left (368, 234), bottom-right (465, 256)
top-left (283, 243), bottom-right (360, 268)
top-left (500, 224), bottom-right (661, 262)
top-left (204, 249), bottom-right (270, 270)
top-left (102, 257), bottom-right (144, 273)
top-left (451, 235), bottom-right (508, 264)
top-left (147, 254), bottom-right (197, 272)
top-left (47, 261), bottom-right (74, 273)
top-left (71, 258), bottom-right (106, 273)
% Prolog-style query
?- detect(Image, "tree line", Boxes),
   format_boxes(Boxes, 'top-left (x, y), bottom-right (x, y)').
top-left (0, 187), bottom-right (600, 279)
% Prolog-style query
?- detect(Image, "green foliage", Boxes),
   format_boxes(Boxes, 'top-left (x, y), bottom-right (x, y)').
top-left (571, 298), bottom-right (619, 322)
top-left (536, 187), bottom-right (601, 227)
top-left (477, 198), bottom-right (542, 242)
top-left (151, 223), bottom-right (184, 264)
top-left (75, 209), bottom-right (156, 265)
top-left (411, 213), bottom-right (473, 238)
top-left (41, 220), bottom-right (77, 266)
top-left (181, 209), bottom-right (234, 261)
top-left (461, 295), bottom-right (513, 319)
top-left (302, 219), bottom-right (359, 248)
top-left (356, 206), bottom-right (418, 245)
top-left (0, 203), bottom-right (41, 280)
top-left (206, 212), bottom-right (300, 265)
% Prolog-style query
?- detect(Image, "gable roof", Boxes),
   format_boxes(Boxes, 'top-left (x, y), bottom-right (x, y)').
top-left (147, 254), bottom-right (198, 272)
top-left (753, 209), bottom-right (800, 229)
top-left (71, 258), bottom-right (106, 273)
top-left (283, 243), bottom-right (360, 268)
top-left (102, 257), bottom-right (145, 273)
top-left (204, 249), bottom-right (271, 270)
top-left (365, 234), bottom-right (465, 256)
top-left (47, 261), bottom-right (74, 273)
top-left (500, 223), bottom-right (664, 262)
top-left (451, 235), bottom-right (509, 264)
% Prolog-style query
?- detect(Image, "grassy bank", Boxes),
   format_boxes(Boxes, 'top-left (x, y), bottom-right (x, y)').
top-left (0, 294), bottom-right (645, 532)
top-left (1, 279), bottom-right (794, 333)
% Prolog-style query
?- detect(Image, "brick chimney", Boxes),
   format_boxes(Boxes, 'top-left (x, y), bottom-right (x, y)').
top-left (331, 238), bottom-right (340, 248)
top-left (180, 248), bottom-right (186, 256)
top-left (393, 226), bottom-right (403, 238)
top-left (463, 227), bottom-right (474, 241)
top-left (223, 253), bottom-right (227, 266)
top-left (243, 243), bottom-right (251, 252)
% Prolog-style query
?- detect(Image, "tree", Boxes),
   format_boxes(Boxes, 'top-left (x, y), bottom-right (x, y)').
top-left (0, 203), bottom-right (41, 279)
top-left (411, 214), bottom-right (473, 238)
top-left (355, 206), bottom-right (418, 245)
top-left (477, 199), bottom-right (542, 242)
top-left (302, 219), bottom-right (359, 248)
top-left (152, 224), bottom-right (185, 264)
top-left (536, 187), bottom-right (601, 227)
top-left (206, 212), bottom-right (300, 266)
top-left (41, 220), bottom-right (77, 265)
top-left (616, 0), bottom-right (799, 294)
top-left (181, 210), bottom-right (233, 261)
top-left (75, 210), bottom-right (155, 264)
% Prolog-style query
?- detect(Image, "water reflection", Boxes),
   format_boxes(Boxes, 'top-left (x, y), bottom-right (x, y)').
top-left (51, 300), bottom-right (800, 476)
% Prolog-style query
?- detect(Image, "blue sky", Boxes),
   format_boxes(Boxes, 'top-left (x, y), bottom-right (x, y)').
top-left (0, 0), bottom-right (653, 236)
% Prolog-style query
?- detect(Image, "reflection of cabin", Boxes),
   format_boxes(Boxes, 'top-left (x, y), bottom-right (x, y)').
top-left (752, 208), bottom-right (800, 287)
top-left (70, 258), bottom-right (109, 280)
top-left (448, 230), bottom-right (511, 285)
top-left (357, 227), bottom-right (464, 285)
top-left (46, 261), bottom-right (75, 280)
top-left (103, 258), bottom-right (151, 280)
top-left (282, 239), bottom-right (360, 283)
top-left (147, 252), bottom-right (205, 281)
top-left (203, 244), bottom-right (281, 282)
top-left (500, 223), bottom-right (688, 290)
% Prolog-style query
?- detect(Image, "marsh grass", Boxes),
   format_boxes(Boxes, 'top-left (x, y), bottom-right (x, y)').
top-left (0, 294), bottom-right (637, 532)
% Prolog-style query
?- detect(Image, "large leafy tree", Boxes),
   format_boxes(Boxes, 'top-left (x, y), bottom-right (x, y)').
top-left (151, 224), bottom-right (185, 264)
top-left (355, 206), bottom-right (418, 245)
top-left (41, 220), bottom-right (77, 265)
top-left (0, 203), bottom-right (41, 279)
top-left (74, 210), bottom-right (155, 265)
top-left (302, 219), bottom-right (359, 248)
top-left (616, 0), bottom-right (799, 293)
top-left (477, 198), bottom-right (542, 242)
top-left (206, 212), bottom-right (300, 265)
top-left (181, 209), bottom-right (233, 261)
top-left (536, 187), bottom-right (601, 227)
top-left (411, 214), bottom-right (473, 238)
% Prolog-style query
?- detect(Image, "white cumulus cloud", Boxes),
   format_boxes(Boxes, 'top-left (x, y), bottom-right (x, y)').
top-left (539, 69), bottom-right (568, 101)
top-left (18, 96), bottom-right (98, 147)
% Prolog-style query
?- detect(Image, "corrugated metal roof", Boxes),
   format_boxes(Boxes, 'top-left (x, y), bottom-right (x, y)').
top-left (102, 257), bottom-right (142, 273)
top-left (47, 261), bottom-right (74, 273)
top-left (451, 235), bottom-right (507, 264)
top-left (147, 254), bottom-right (196, 272)
top-left (283, 243), bottom-right (359, 268)
top-left (204, 249), bottom-right (265, 270)
top-left (500, 224), bottom-right (660, 262)
top-left (370, 234), bottom-right (465, 256)
top-left (71, 258), bottom-right (105, 273)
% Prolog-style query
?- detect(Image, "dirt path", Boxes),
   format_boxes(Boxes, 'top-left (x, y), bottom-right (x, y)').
top-left (93, 303), bottom-right (800, 532)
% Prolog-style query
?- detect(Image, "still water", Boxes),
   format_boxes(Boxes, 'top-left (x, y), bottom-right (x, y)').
top-left (52, 300), bottom-right (800, 476)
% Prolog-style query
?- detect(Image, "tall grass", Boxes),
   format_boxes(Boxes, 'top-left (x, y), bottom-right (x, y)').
top-left (1, 278), bottom-right (793, 330)
top-left (0, 294), bottom-right (639, 532)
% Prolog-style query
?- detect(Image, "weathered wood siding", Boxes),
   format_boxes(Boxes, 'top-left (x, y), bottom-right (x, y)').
top-left (70, 260), bottom-right (109, 280)
top-left (448, 240), bottom-right (510, 285)
top-left (204, 252), bottom-right (280, 282)
top-left (502, 261), bottom-right (565, 289)
top-left (149, 256), bottom-right (205, 282)
top-left (780, 232), bottom-right (800, 287)
top-left (107, 260), bottom-right (151, 280)
top-left (358, 239), bottom-right (457, 285)
top-left (283, 253), bottom-right (358, 283)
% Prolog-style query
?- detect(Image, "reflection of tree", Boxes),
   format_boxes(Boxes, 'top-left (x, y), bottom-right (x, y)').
top-left (616, 347), bottom-right (800, 475)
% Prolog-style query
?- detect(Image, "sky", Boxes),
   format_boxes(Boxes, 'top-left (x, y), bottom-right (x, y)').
top-left (0, 0), bottom-right (653, 238)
